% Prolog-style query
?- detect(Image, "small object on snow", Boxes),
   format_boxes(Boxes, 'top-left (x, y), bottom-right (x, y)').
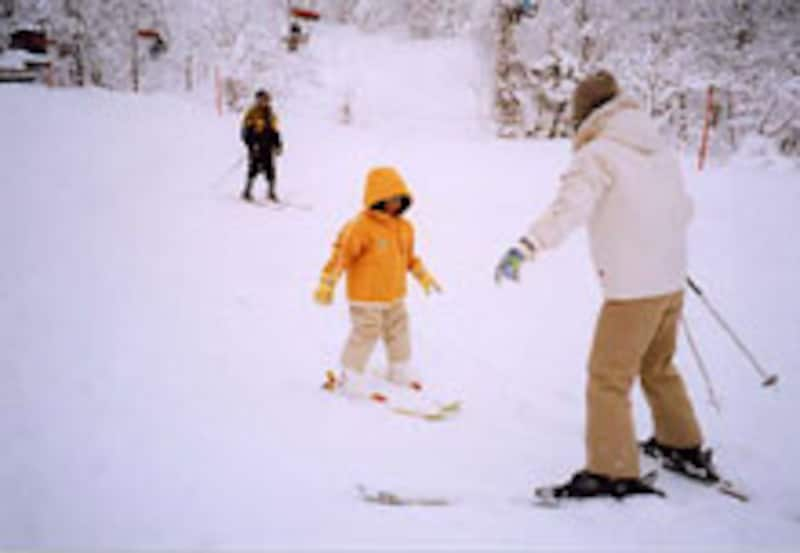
top-left (357, 485), bottom-right (452, 507)
top-left (640, 437), bottom-right (749, 502)
top-left (532, 470), bottom-right (664, 507)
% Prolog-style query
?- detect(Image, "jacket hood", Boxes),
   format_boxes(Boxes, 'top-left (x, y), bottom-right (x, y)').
top-left (573, 95), bottom-right (666, 154)
top-left (363, 167), bottom-right (413, 209)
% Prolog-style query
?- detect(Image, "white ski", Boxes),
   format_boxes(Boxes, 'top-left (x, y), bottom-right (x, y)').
top-left (357, 485), bottom-right (452, 507)
top-left (640, 442), bottom-right (750, 502)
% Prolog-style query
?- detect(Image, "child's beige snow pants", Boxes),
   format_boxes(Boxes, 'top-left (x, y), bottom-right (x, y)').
top-left (341, 301), bottom-right (410, 371)
top-left (586, 290), bottom-right (703, 478)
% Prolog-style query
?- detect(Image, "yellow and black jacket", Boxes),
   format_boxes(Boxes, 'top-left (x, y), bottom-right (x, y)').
top-left (241, 105), bottom-right (282, 155)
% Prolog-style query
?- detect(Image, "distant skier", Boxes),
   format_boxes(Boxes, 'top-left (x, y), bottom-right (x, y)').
top-left (240, 89), bottom-right (282, 202)
top-left (506, 0), bottom-right (537, 23)
top-left (495, 70), bottom-right (714, 499)
top-left (286, 22), bottom-right (304, 52)
top-left (314, 167), bottom-right (441, 394)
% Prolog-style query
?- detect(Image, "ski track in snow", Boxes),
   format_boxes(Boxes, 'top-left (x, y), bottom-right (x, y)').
top-left (2, 22), bottom-right (799, 550)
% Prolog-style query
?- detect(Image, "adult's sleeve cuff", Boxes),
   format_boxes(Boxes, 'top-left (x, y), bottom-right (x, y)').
top-left (518, 236), bottom-right (539, 259)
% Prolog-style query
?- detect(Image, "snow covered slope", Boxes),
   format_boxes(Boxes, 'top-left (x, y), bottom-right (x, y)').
top-left (2, 23), bottom-right (799, 550)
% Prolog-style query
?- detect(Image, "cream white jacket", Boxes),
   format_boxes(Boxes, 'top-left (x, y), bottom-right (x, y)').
top-left (525, 96), bottom-right (693, 300)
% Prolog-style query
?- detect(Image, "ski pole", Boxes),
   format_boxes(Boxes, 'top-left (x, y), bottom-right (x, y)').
top-left (681, 315), bottom-right (722, 413)
top-left (686, 276), bottom-right (779, 387)
top-left (209, 154), bottom-right (245, 189)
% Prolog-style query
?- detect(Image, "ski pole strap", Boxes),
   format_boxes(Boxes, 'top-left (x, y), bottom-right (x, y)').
top-left (519, 236), bottom-right (537, 258)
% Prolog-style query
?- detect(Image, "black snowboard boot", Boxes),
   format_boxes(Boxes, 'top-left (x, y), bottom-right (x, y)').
top-left (550, 470), bottom-right (664, 500)
top-left (640, 437), bottom-right (719, 483)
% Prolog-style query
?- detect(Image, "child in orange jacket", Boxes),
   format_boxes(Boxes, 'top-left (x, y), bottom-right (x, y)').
top-left (314, 166), bottom-right (441, 393)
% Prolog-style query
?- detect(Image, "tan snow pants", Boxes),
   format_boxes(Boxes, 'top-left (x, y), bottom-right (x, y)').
top-left (341, 302), bottom-right (410, 372)
top-left (586, 291), bottom-right (703, 478)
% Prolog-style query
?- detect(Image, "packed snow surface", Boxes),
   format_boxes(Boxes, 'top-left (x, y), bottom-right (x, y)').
top-left (2, 23), bottom-right (799, 550)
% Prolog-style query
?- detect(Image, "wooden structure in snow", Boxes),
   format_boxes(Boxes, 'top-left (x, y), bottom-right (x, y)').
top-left (10, 29), bottom-right (48, 54)
top-left (1, 28), bottom-right (52, 83)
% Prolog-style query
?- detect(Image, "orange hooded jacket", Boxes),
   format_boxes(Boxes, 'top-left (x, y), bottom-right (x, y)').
top-left (321, 167), bottom-right (427, 303)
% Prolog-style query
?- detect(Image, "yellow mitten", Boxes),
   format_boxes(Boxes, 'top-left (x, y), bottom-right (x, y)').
top-left (313, 274), bottom-right (337, 305)
top-left (413, 267), bottom-right (442, 295)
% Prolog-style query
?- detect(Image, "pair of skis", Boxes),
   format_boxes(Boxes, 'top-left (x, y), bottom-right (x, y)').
top-left (533, 449), bottom-right (749, 508)
top-left (327, 371), bottom-right (747, 506)
top-left (358, 466), bottom-right (748, 510)
top-left (238, 190), bottom-right (312, 210)
top-left (357, 445), bottom-right (750, 508)
top-left (246, 198), bottom-right (312, 211)
top-left (359, 468), bottom-right (748, 511)
top-left (322, 370), bottom-right (461, 421)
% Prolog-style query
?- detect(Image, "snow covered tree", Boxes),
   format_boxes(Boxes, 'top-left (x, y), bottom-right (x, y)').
top-left (4, 0), bottom-right (291, 101)
top-left (407, 0), bottom-right (472, 38)
top-left (217, 0), bottom-right (287, 110)
top-left (4, 0), bottom-right (797, 159)
top-left (0, 0), bottom-right (12, 18)
top-left (491, 0), bottom-right (581, 138)
top-left (325, 0), bottom-right (406, 31)
top-left (491, 0), bottom-right (800, 161)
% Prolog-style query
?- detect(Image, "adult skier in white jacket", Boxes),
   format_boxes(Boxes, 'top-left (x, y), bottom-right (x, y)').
top-left (496, 70), bottom-right (715, 499)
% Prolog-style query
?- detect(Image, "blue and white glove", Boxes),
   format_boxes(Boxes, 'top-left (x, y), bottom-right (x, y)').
top-left (495, 239), bottom-right (536, 284)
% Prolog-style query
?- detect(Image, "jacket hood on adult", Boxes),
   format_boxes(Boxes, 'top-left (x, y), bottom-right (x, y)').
top-left (573, 95), bottom-right (666, 155)
top-left (363, 166), bottom-right (413, 210)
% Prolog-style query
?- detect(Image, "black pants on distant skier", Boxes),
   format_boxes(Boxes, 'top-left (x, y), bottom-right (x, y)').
top-left (243, 146), bottom-right (277, 201)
